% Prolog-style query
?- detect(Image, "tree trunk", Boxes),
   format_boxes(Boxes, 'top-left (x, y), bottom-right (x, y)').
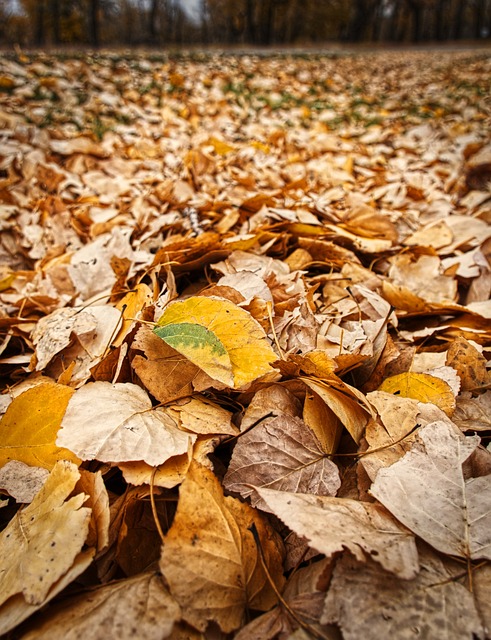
top-left (149, 0), bottom-right (159, 43)
top-left (50, 0), bottom-right (61, 44)
top-left (89, 0), bottom-right (100, 47)
top-left (34, 0), bottom-right (45, 46)
top-left (406, 0), bottom-right (422, 42)
top-left (451, 0), bottom-right (465, 39)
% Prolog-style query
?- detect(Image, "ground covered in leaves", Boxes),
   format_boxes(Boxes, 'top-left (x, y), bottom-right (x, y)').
top-left (0, 48), bottom-right (491, 639)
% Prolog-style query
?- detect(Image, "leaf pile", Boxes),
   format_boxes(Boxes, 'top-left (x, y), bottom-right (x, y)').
top-left (1, 49), bottom-right (491, 639)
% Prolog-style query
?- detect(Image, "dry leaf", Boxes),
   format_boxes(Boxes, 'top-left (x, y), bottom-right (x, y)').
top-left (371, 421), bottom-right (491, 561)
top-left (302, 378), bottom-right (370, 443)
top-left (57, 381), bottom-right (193, 465)
top-left (160, 461), bottom-right (285, 633)
top-left (0, 461), bottom-right (91, 609)
top-left (224, 415), bottom-right (340, 507)
top-left (0, 381), bottom-right (79, 470)
top-left (378, 371), bottom-right (456, 416)
top-left (0, 460), bottom-right (49, 503)
top-left (257, 488), bottom-right (418, 579)
top-left (445, 336), bottom-right (490, 391)
top-left (321, 548), bottom-right (485, 640)
top-left (20, 572), bottom-right (180, 640)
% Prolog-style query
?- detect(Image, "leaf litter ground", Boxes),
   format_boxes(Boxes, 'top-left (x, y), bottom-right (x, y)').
top-left (0, 48), bottom-right (491, 639)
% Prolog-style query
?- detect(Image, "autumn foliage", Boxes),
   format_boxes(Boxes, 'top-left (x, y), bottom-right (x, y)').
top-left (0, 49), bottom-right (491, 638)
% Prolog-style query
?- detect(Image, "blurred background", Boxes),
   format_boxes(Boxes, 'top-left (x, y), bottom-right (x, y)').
top-left (1, 0), bottom-right (490, 49)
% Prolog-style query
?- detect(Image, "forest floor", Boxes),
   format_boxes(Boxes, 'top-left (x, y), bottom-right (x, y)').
top-left (0, 48), bottom-right (490, 639)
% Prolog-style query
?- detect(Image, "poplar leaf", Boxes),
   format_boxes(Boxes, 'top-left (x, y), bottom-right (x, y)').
top-left (0, 382), bottom-right (80, 470)
top-left (154, 296), bottom-right (277, 388)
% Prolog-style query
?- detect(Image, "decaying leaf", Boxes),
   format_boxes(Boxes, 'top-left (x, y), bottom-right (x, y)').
top-left (160, 461), bottom-right (285, 633)
top-left (56, 381), bottom-right (193, 465)
top-left (321, 548), bottom-right (485, 640)
top-left (371, 421), bottom-right (491, 561)
top-left (0, 460), bottom-right (49, 503)
top-left (257, 488), bottom-right (418, 579)
top-left (154, 296), bottom-right (278, 388)
top-left (224, 415), bottom-right (341, 507)
top-left (20, 572), bottom-right (180, 640)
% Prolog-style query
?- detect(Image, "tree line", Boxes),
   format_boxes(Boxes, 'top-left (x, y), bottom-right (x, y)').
top-left (1, 0), bottom-right (490, 47)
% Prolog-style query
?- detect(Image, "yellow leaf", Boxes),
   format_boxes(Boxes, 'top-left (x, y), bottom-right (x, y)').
top-left (0, 382), bottom-right (80, 470)
top-left (207, 137), bottom-right (235, 155)
top-left (154, 296), bottom-right (277, 388)
top-left (114, 283), bottom-right (153, 347)
top-left (302, 378), bottom-right (370, 444)
top-left (160, 461), bottom-right (284, 633)
top-left (378, 372), bottom-right (456, 416)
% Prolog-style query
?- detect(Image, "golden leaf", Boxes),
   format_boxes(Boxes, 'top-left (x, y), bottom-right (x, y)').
top-left (0, 382), bottom-right (80, 470)
top-left (154, 296), bottom-right (277, 388)
top-left (378, 372), bottom-right (456, 416)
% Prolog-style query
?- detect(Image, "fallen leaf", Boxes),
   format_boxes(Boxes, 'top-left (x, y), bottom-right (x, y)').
top-left (302, 378), bottom-right (370, 443)
top-left (165, 395), bottom-right (238, 436)
top-left (378, 371), bottom-right (456, 416)
top-left (371, 421), bottom-right (491, 561)
top-left (160, 461), bottom-right (285, 633)
top-left (0, 460), bottom-right (49, 503)
top-left (0, 381), bottom-right (79, 470)
top-left (20, 572), bottom-right (180, 640)
top-left (224, 415), bottom-right (341, 507)
top-left (154, 296), bottom-right (277, 388)
top-left (56, 381), bottom-right (193, 465)
top-left (131, 325), bottom-right (202, 402)
top-left (321, 548), bottom-right (485, 640)
top-left (257, 488), bottom-right (418, 579)
top-left (445, 336), bottom-right (490, 391)
top-left (0, 461), bottom-right (91, 608)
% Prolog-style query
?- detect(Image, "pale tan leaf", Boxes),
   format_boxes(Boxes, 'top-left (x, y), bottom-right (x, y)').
top-left (165, 396), bottom-right (238, 436)
top-left (257, 488), bottom-right (418, 579)
top-left (20, 572), bottom-right (180, 640)
top-left (321, 549), bottom-right (485, 640)
top-left (76, 469), bottom-right (110, 552)
top-left (57, 382), bottom-right (194, 465)
top-left (0, 461), bottom-right (91, 607)
top-left (371, 421), bottom-right (491, 560)
top-left (0, 550), bottom-right (94, 637)
top-left (0, 460), bottom-right (49, 503)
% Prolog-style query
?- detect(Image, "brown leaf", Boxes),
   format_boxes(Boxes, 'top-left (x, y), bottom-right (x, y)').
top-left (20, 572), bottom-right (180, 640)
top-left (371, 421), bottom-right (491, 561)
top-left (445, 336), bottom-right (491, 391)
top-left (160, 461), bottom-right (285, 633)
top-left (225, 414), bottom-right (340, 508)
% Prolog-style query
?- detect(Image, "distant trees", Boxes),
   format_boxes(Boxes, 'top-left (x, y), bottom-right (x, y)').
top-left (2, 0), bottom-right (490, 46)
